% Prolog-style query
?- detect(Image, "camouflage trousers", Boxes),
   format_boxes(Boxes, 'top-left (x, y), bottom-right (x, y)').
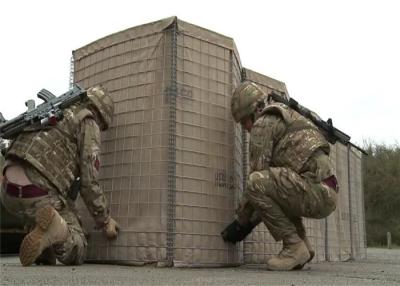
top-left (237, 167), bottom-right (337, 241)
top-left (0, 163), bottom-right (87, 265)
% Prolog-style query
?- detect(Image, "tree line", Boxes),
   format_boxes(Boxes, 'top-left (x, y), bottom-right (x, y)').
top-left (363, 141), bottom-right (400, 246)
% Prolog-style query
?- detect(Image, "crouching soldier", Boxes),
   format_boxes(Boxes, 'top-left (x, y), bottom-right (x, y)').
top-left (222, 81), bottom-right (338, 270)
top-left (0, 86), bottom-right (119, 266)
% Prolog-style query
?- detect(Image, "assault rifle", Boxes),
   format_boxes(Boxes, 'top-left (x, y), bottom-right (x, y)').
top-left (0, 84), bottom-right (87, 140)
top-left (268, 91), bottom-right (367, 155)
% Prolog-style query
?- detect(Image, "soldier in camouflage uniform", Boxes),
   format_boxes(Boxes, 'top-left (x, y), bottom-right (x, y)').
top-left (221, 81), bottom-right (338, 270)
top-left (0, 86), bottom-right (119, 266)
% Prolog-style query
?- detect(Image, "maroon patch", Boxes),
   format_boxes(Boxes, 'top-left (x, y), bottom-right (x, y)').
top-left (94, 155), bottom-right (100, 171)
top-left (322, 175), bottom-right (338, 191)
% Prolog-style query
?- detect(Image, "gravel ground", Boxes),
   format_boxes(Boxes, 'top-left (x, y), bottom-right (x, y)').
top-left (1, 248), bottom-right (399, 286)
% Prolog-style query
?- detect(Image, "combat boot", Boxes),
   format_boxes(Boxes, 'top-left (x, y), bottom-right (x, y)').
top-left (19, 206), bottom-right (68, 266)
top-left (267, 234), bottom-right (310, 271)
top-left (292, 236), bottom-right (315, 270)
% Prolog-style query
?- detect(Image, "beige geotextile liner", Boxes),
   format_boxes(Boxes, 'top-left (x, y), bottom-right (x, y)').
top-left (172, 31), bottom-right (243, 267)
top-left (349, 148), bottom-right (367, 259)
top-left (74, 17), bottom-right (243, 266)
top-left (75, 29), bottom-right (170, 264)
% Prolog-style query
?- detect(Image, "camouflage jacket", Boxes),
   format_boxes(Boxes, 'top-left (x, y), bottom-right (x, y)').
top-left (6, 104), bottom-right (109, 226)
top-left (249, 102), bottom-right (330, 174)
top-left (236, 103), bottom-right (333, 226)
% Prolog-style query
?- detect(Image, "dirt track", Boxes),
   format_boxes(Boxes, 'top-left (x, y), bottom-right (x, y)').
top-left (1, 248), bottom-right (399, 285)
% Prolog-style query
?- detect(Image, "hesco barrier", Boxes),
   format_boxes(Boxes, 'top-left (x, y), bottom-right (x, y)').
top-left (73, 17), bottom-right (243, 266)
top-left (242, 69), bottom-right (366, 263)
top-left (72, 17), bottom-right (366, 266)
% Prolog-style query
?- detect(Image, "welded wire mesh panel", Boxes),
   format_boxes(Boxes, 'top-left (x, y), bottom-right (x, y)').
top-left (326, 144), bottom-right (351, 261)
top-left (74, 17), bottom-right (244, 266)
top-left (73, 27), bottom-right (170, 265)
top-left (231, 48), bottom-right (245, 264)
top-left (349, 148), bottom-right (367, 259)
top-left (172, 30), bottom-right (242, 266)
top-left (338, 144), bottom-right (352, 260)
top-left (301, 218), bottom-right (323, 262)
top-left (313, 218), bottom-right (327, 262)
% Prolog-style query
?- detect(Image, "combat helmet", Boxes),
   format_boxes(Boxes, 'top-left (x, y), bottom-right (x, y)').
top-left (86, 86), bottom-right (114, 130)
top-left (231, 81), bottom-right (266, 123)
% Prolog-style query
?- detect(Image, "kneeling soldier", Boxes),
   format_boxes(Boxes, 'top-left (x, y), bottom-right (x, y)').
top-left (222, 81), bottom-right (338, 270)
top-left (1, 86), bottom-right (119, 266)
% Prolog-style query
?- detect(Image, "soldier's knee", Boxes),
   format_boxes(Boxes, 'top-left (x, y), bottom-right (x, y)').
top-left (247, 170), bottom-right (274, 196)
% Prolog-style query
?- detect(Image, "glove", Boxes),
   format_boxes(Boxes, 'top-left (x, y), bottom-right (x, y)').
top-left (102, 216), bottom-right (120, 240)
top-left (221, 219), bottom-right (257, 243)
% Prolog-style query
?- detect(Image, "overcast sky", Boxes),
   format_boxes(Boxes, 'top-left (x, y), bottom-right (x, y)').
top-left (1, 0), bottom-right (399, 146)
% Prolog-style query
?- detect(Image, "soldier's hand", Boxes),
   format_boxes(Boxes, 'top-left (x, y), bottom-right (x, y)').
top-left (221, 219), bottom-right (256, 243)
top-left (103, 216), bottom-right (120, 240)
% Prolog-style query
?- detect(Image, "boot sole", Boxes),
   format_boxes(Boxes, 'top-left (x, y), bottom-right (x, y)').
top-left (19, 206), bottom-right (55, 266)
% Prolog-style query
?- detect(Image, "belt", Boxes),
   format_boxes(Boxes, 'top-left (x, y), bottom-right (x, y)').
top-left (322, 175), bottom-right (339, 192)
top-left (2, 179), bottom-right (48, 198)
